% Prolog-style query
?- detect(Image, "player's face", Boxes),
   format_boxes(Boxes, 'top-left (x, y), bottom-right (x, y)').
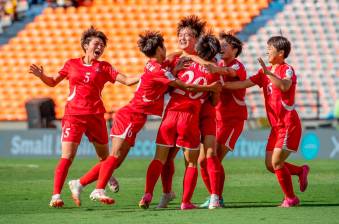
top-left (84, 37), bottom-right (105, 60)
top-left (158, 45), bottom-right (166, 61)
top-left (266, 44), bottom-right (279, 63)
top-left (178, 28), bottom-right (197, 53)
top-left (220, 40), bottom-right (235, 60)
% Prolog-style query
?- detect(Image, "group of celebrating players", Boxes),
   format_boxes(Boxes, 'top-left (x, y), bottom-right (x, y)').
top-left (29, 14), bottom-right (310, 210)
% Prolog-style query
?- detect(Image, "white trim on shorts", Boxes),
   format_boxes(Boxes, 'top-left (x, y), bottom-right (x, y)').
top-left (110, 123), bottom-right (132, 140)
top-left (176, 144), bottom-right (200, 151)
top-left (225, 128), bottom-right (235, 150)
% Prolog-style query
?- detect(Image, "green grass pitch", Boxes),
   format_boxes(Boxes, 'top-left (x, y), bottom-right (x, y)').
top-left (0, 158), bottom-right (338, 224)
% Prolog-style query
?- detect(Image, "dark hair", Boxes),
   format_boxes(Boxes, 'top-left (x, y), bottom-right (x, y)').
top-left (177, 15), bottom-right (206, 38)
top-left (81, 26), bottom-right (107, 52)
top-left (195, 32), bottom-right (221, 61)
top-left (267, 36), bottom-right (291, 58)
top-left (137, 30), bottom-right (164, 57)
top-left (219, 31), bottom-right (243, 57)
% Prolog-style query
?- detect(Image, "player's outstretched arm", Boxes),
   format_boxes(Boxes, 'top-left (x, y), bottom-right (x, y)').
top-left (169, 80), bottom-right (221, 93)
top-left (116, 73), bottom-right (141, 86)
top-left (204, 64), bottom-right (237, 77)
top-left (223, 79), bottom-right (255, 90)
top-left (29, 64), bottom-right (65, 87)
top-left (258, 58), bottom-right (292, 92)
top-left (166, 51), bottom-right (183, 62)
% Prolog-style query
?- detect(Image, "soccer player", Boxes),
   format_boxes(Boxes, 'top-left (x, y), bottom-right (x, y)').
top-left (224, 36), bottom-right (310, 207)
top-left (139, 32), bottom-right (221, 210)
top-left (73, 30), bottom-right (220, 206)
top-left (29, 26), bottom-right (140, 207)
top-left (156, 15), bottom-right (221, 210)
top-left (197, 32), bottom-right (247, 208)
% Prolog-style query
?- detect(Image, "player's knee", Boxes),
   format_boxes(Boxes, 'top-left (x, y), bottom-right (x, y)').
top-left (199, 158), bottom-right (207, 168)
top-left (265, 163), bottom-right (274, 173)
top-left (271, 160), bottom-right (284, 170)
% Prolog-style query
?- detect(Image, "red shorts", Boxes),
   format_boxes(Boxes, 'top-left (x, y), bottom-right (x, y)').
top-left (110, 106), bottom-right (147, 146)
top-left (266, 123), bottom-right (302, 152)
top-left (156, 110), bottom-right (200, 149)
top-left (61, 114), bottom-right (108, 144)
top-left (200, 102), bottom-right (216, 138)
top-left (216, 119), bottom-right (244, 150)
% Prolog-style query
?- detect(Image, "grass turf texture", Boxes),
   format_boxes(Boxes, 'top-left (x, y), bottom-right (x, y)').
top-left (0, 158), bottom-right (338, 224)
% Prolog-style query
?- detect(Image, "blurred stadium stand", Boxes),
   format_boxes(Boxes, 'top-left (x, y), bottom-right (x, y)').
top-left (0, 0), bottom-right (270, 120)
top-left (0, 0), bottom-right (337, 123)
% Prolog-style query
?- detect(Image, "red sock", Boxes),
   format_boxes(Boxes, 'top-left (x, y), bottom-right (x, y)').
top-left (161, 159), bottom-right (175, 193)
top-left (96, 156), bottom-right (118, 189)
top-left (79, 162), bottom-right (101, 186)
top-left (274, 165), bottom-right (295, 198)
top-left (207, 156), bottom-right (220, 195)
top-left (53, 158), bottom-right (72, 194)
top-left (200, 159), bottom-right (212, 194)
top-left (182, 167), bottom-right (198, 203)
top-left (145, 160), bottom-right (163, 194)
top-left (218, 163), bottom-right (225, 198)
top-left (284, 162), bottom-right (302, 176)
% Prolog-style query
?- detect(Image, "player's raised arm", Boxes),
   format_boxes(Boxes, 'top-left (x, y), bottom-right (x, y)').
top-left (223, 78), bottom-right (255, 90)
top-left (29, 64), bottom-right (65, 87)
top-left (258, 57), bottom-right (292, 92)
top-left (116, 73), bottom-right (141, 86)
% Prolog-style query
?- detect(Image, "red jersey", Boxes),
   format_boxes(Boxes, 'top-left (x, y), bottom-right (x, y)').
top-left (126, 59), bottom-right (175, 116)
top-left (249, 63), bottom-right (300, 127)
top-left (58, 58), bottom-right (118, 115)
top-left (166, 61), bottom-right (217, 113)
top-left (216, 59), bottom-right (247, 121)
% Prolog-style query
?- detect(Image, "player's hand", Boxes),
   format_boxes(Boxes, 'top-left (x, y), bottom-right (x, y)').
top-left (257, 58), bottom-right (269, 75)
top-left (29, 64), bottom-right (44, 78)
top-left (172, 57), bottom-right (191, 75)
top-left (209, 81), bottom-right (222, 93)
top-left (204, 64), bottom-right (220, 74)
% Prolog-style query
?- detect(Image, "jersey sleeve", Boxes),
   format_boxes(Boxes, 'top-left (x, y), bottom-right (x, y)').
top-left (104, 62), bottom-right (119, 83)
top-left (58, 60), bottom-right (71, 78)
top-left (249, 69), bottom-right (264, 88)
top-left (280, 65), bottom-right (297, 83)
top-left (233, 63), bottom-right (247, 81)
top-left (152, 70), bottom-right (176, 85)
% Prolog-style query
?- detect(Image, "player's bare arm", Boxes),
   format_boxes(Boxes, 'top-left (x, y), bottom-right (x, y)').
top-left (116, 73), bottom-right (141, 86)
top-left (224, 78), bottom-right (255, 90)
top-left (258, 57), bottom-right (292, 92)
top-left (29, 64), bottom-right (65, 87)
top-left (169, 80), bottom-right (221, 93)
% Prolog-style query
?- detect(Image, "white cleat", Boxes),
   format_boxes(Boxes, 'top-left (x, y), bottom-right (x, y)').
top-left (108, 176), bottom-right (119, 193)
top-left (208, 194), bottom-right (221, 209)
top-left (68, 179), bottom-right (83, 207)
top-left (49, 194), bottom-right (64, 208)
top-left (157, 191), bottom-right (176, 208)
top-left (90, 189), bottom-right (115, 205)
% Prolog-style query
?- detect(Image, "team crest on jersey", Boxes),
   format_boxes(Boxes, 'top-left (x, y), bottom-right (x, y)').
top-left (231, 63), bottom-right (240, 71)
top-left (285, 67), bottom-right (293, 78)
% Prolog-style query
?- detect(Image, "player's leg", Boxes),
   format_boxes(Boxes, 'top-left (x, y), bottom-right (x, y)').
top-left (139, 145), bottom-right (170, 209)
top-left (181, 148), bottom-right (200, 210)
top-left (50, 142), bottom-right (79, 208)
top-left (69, 142), bottom-right (109, 206)
top-left (198, 144), bottom-right (211, 208)
top-left (202, 135), bottom-right (221, 209)
top-left (157, 111), bottom-right (180, 208)
top-left (270, 148), bottom-right (300, 207)
top-left (90, 137), bottom-right (131, 205)
top-left (50, 116), bottom-right (84, 207)
top-left (157, 147), bottom-right (178, 208)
